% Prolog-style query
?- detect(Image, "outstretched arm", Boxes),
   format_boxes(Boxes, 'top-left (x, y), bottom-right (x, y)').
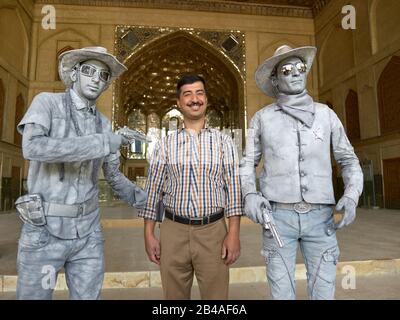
top-left (22, 123), bottom-right (111, 163)
top-left (102, 153), bottom-right (147, 208)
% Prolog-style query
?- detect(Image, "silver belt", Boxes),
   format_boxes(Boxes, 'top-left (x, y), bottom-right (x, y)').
top-left (43, 197), bottom-right (98, 218)
top-left (272, 201), bottom-right (328, 214)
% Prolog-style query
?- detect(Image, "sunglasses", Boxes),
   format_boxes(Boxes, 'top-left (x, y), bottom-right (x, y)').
top-left (280, 62), bottom-right (307, 76)
top-left (79, 64), bottom-right (111, 82)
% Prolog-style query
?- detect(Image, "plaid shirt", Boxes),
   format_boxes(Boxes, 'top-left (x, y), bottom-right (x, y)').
top-left (139, 127), bottom-right (243, 220)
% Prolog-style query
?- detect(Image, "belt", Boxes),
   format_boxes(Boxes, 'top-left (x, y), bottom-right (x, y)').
top-left (43, 197), bottom-right (98, 218)
top-left (271, 201), bottom-right (329, 214)
top-left (165, 209), bottom-right (224, 225)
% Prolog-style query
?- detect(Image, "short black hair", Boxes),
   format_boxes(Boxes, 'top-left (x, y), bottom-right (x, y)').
top-left (176, 74), bottom-right (206, 98)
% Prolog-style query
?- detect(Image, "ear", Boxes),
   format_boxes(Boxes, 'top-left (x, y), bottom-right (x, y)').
top-left (176, 99), bottom-right (182, 109)
top-left (70, 69), bottom-right (78, 83)
top-left (271, 77), bottom-right (278, 87)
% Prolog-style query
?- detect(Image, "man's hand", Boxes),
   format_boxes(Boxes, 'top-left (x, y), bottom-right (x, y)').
top-left (144, 219), bottom-right (160, 265)
top-left (107, 132), bottom-right (123, 153)
top-left (221, 216), bottom-right (241, 265)
top-left (335, 196), bottom-right (357, 229)
top-left (144, 233), bottom-right (161, 265)
top-left (120, 136), bottom-right (130, 146)
top-left (244, 193), bottom-right (271, 225)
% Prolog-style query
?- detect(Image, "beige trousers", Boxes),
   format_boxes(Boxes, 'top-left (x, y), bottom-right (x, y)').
top-left (159, 217), bottom-right (229, 300)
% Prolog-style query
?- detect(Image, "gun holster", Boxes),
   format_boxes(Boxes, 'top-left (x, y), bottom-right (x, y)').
top-left (15, 194), bottom-right (46, 226)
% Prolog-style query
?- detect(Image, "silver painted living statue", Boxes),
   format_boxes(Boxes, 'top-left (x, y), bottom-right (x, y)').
top-left (15, 47), bottom-right (147, 300)
top-left (240, 45), bottom-right (363, 300)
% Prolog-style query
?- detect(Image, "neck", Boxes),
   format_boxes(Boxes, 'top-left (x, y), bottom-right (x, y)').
top-left (71, 87), bottom-right (96, 108)
top-left (278, 89), bottom-right (307, 98)
top-left (183, 118), bottom-right (206, 133)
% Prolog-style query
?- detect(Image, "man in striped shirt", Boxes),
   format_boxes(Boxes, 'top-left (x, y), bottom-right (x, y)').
top-left (139, 74), bottom-right (243, 300)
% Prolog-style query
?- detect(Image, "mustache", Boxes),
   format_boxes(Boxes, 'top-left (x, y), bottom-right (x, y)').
top-left (188, 102), bottom-right (203, 107)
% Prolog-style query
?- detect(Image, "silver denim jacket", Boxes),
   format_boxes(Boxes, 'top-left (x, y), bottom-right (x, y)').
top-left (17, 91), bottom-right (147, 239)
top-left (240, 102), bottom-right (363, 205)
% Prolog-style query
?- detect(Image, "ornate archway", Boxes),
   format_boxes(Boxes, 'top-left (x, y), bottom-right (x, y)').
top-left (114, 30), bottom-right (245, 160)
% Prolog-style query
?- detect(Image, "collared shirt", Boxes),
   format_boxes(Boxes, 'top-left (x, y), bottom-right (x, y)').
top-left (139, 127), bottom-right (243, 220)
top-left (18, 89), bottom-right (147, 239)
top-left (240, 102), bottom-right (363, 205)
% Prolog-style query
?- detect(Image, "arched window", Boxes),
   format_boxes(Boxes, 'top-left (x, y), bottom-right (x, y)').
top-left (162, 109), bottom-right (183, 135)
top-left (127, 109), bottom-right (146, 158)
top-left (56, 46), bottom-right (74, 81)
top-left (14, 94), bottom-right (25, 146)
top-left (345, 90), bottom-right (361, 141)
top-left (147, 112), bottom-right (160, 131)
top-left (0, 79), bottom-right (4, 140)
top-left (378, 56), bottom-right (400, 135)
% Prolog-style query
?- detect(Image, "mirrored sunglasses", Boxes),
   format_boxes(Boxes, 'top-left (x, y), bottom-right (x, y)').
top-left (280, 62), bottom-right (307, 76)
top-left (79, 64), bottom-right (111, 82)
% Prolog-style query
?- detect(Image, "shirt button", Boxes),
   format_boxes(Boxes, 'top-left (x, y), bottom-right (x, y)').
top-left (301, 186), bottom-right (307, 192)
top-left (299, 157), bottom-right (304, 162)
top-left (300, 172), bottom-right (306, 177)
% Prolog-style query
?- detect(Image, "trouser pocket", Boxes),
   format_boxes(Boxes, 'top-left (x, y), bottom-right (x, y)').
top-left (18, 223), bottom-right (50, 251)
top-left (311, 246), bottom-right (340, 300)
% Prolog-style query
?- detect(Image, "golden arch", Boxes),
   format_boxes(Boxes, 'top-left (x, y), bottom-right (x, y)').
top-left (114, 31), bottom-right (245, 133)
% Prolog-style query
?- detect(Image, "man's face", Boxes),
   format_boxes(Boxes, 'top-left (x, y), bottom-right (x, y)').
top-left (274, 56), bottom-right (307, 95)
top-left (71, 59), bottom-right (110, 101)
top-left (177, 81), bottom-right (208, 121)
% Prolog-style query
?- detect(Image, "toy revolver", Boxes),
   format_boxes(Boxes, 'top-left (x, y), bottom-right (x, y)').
top-left (262, 206), bottom-right (284, 248)
top-left (115, 126), bottom-right (152, 144)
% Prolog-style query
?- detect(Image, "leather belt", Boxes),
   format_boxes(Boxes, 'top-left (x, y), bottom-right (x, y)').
top-left (271, 201), bottom-right (329, 214)
top-left (43, 197), bottom-right (98, 218)
top-left (165, 209), bottom-right (224, 225)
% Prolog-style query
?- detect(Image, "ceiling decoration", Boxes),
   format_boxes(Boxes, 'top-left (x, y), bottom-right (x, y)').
top-left (113, 29), bottom-right (245, 132)
top-left (35, 0), bottom-right (331, 18)
top-left (116, 26), bottom-right (245, 75)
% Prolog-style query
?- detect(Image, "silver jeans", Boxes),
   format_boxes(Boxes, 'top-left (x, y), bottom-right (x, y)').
top-left (262, 205), bottom-right (339, 300)
top-left (16, 222), bottom-right (105, 300)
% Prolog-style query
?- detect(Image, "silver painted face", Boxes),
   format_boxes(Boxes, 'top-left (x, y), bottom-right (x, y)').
top-left (275, 56), bottom-right (307, 95)
top-left (72, 59), bottom-right (110, 101)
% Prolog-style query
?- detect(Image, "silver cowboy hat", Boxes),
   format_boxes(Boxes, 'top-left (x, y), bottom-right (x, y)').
top-left (255, 45), bottom-right (317, 97)
top-left (58, 46), bottom-right (127, 87)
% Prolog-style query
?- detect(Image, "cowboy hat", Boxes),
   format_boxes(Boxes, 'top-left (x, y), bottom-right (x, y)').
top-left (255, 45), bottom-right (317, 97)
top-left (58, 46), bottom-right (127, 87)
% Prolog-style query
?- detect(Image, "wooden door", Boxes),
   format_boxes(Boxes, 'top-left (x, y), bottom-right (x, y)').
top-left (383, 158), bottom-right (400, 209)
top-left (128, 167), bottom-right (145, 181)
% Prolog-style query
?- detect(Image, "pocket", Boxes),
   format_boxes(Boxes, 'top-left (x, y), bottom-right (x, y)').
top-left (316, 246), bottom-right (340, 283)
top-left (91, 225), bottom-right (105, 241)
top-left (88, 225), bottom-right (105, 249)
top-left (19, 223), bottom-right (50, 250)
top-left (262, 248), bottom-right (288, 283)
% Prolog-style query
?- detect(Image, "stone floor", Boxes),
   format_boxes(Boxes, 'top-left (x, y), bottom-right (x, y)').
top-left (1, 206), bottom-right (399, 274)
top-left (1, 274), bottom-right (399, 300)
top-left (0, 206), bottom-right (399, 299)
